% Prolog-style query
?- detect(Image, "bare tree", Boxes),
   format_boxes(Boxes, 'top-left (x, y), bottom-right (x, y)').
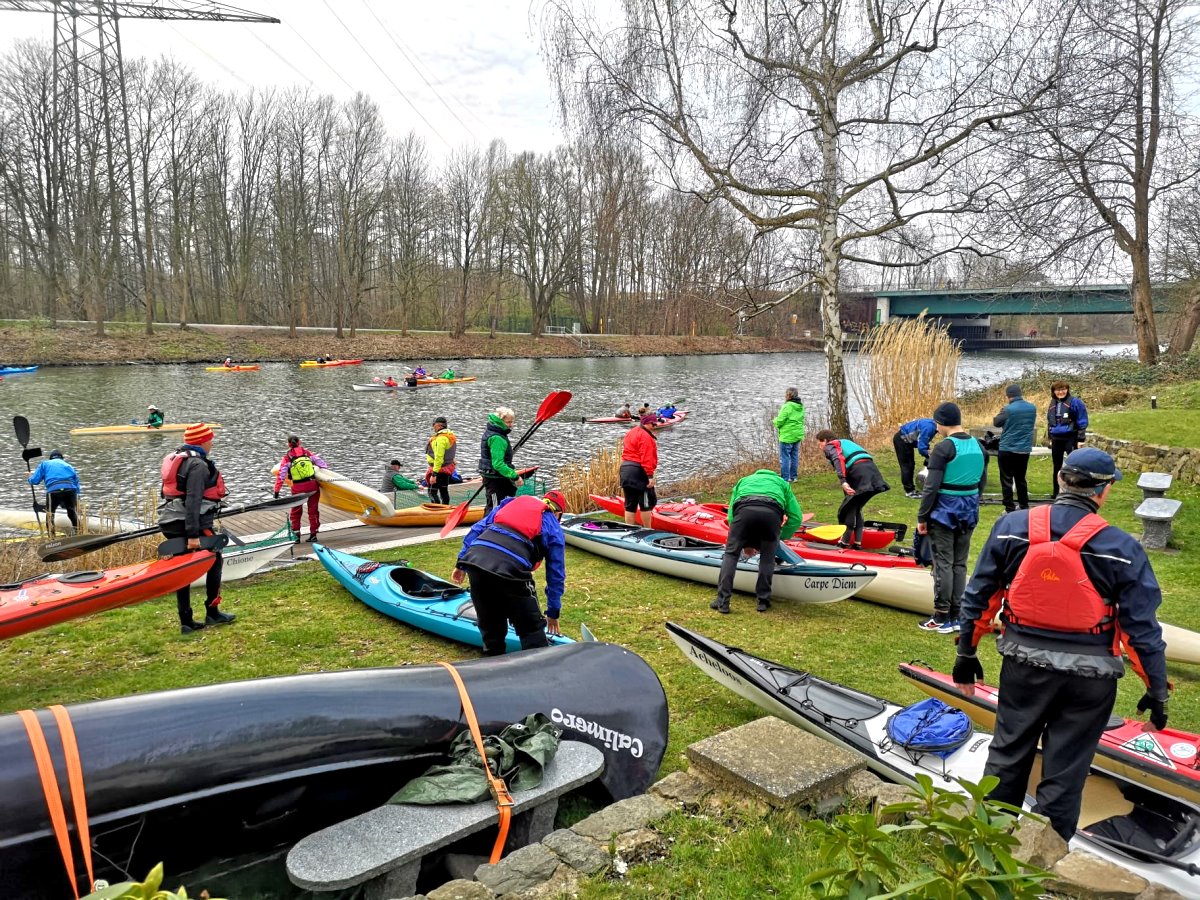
top-left (381, 131), bottom-right (436, 335)
top-left (545, 0), bottom-right (1058, 433)
top-left (441, 143), bottom-right (496, 337)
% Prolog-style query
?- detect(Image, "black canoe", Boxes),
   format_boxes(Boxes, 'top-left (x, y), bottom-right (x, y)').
top-left (0, 642), bottom-right (668, 899)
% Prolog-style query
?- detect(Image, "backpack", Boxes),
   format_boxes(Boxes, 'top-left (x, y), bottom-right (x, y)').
top-left (289, 453), bottom-right (316, 482)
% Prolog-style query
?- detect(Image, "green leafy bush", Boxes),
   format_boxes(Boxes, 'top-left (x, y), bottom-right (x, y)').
top-left (803, 775), bottom-right (1050, 899)
top-left (83, 863), bottom-right (224, 900)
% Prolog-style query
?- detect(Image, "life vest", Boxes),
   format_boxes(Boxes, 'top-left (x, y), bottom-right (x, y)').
top-left (425, 430), bottom-right (458, 472)
top-left (460, 496), bottom-right (548, 579)
top-left (833, 439), bottom-right (872, 469)
top-left (288, 450), bottom-right (317, 482)
top-left (938, 435), bottom-right (984, 496)
top-left (479, 421), bottom-right (513, 477)
top-left (161, 450), bottom-right (227, 500)
top-left (1002, 506), bottom-right (1114, 637)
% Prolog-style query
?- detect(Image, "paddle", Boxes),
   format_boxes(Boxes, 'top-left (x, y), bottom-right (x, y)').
top-left (799, 524), bottom-right (847, 542)
top-left (39, 494), bottom-right (306, 562)
top-left (12, 416), bottom-right (45, 533)
top-left (439, 390), bottom-right (573, 537)
top-left (157, 533), bottom-right (231, 557)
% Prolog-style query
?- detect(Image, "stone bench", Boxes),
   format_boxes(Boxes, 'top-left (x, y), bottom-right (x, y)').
top-left (1135, 498), bottom-right (1183, 551)
top-left (286, 741), bottom-right (604, 899)
top-left (1137, 471), bottom-right (1173, 502)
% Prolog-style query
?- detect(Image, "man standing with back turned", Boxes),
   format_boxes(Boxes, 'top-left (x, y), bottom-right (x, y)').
top-left (951, 447), bottom-right (1169, 841)
top-left (993, 383), bottom-right (1037, 512)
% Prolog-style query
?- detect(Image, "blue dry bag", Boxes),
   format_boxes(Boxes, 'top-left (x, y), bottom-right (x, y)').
top-left (885, 697), bottom-right (972, 759)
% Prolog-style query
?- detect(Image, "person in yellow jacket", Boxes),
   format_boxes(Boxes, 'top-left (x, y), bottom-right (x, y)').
top-left (425, 416), bottom-right (458, 504)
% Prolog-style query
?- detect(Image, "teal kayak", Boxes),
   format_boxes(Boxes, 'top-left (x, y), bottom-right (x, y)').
top-left (313, 544), bottom-right (575, 651)
top-left (0, 365), bottom-right (38, 376)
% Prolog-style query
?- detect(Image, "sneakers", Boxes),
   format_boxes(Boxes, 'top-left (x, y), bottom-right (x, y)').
top-left (305, 533), bottom-right (319, 543)
top-left (905, 491), bottom-right (922, 499)
top-left (180, 621), bottom-right (206, 634)
top-left (205, 610), bottom-right (237, 626)
top-left (756, 599), bottom-right (771, 613)
top-left (710, 598), bottom-right (731, 615)
top-left (917, 617), bottom-right (960, 633)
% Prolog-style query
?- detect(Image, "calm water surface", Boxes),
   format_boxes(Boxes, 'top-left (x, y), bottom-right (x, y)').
top-left (0, 344), bottom-right (1131, 517)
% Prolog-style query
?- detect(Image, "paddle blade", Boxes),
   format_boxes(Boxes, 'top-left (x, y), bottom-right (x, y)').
top-left (580, 622), bottom-right (597, 642)
top-left (534, 390), bottom-right (572, 424)
top-left (439, 485), bottom-right (486, 538)
top-left (806, 524), bottom-right (847, 542)
top-left (22, 447), bottom-right (42, 463)
top-left (12, 415), bottom-right (30, 447)
top-left (40, 525), bottom-right (160, 561)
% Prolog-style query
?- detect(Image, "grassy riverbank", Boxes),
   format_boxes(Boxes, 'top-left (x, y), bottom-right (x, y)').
top-left (0, 320), bottom-right (815, 366)
top-left (2, 445), bottom-right (1198, 896)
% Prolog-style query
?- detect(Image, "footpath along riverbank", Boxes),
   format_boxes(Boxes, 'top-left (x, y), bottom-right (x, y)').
top-left (0, 320), bottom-right (820, 366)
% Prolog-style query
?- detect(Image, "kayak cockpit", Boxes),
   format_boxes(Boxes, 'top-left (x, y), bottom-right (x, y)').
top-left (388, 566), bottom-right (464, 600)
top-left (651, 534), bottom-right (723, 552)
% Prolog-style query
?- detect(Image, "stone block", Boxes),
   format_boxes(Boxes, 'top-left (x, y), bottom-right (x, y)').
top-left (426, 880), bottom-right (495, 900)
top-left (571, 794), bottom-right (672, 842)
top-left (649, 770), bottom-right (714, 809)
top-left (541, 828), bottom-right (611, 875)
top-left (871, 783), bottom-right (914, 825)
top-left (613, 827), bottom-right (669, 863)
top-left (686, 716), bottom-right (863, 809)
top-left (844, 769), bottom-right (886, 801)
top-left (475, 844), bottom-right (560, 896)
top-left (509, 863), bottom-right (583, 899)
top-left (1048, 850), bottom-right (1148, 899)
top-left (1137, 472), bottom-right (1173, 500)
top-left (1011, 817), bottom-right (1068, 870)
top-left (1135, 884), bottom-right (1188, 900)
top-left (1136, 498), bottom-right (1182, 550)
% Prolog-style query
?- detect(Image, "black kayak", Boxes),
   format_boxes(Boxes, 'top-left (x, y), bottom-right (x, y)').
top-left (0, 642), bottom-right (668, 899)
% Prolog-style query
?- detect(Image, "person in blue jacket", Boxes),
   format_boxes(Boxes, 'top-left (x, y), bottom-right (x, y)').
top-left (993, 383), bottom-right (1038, 512)
top-left (893, 417), bottom-right (938, 497)
top-left (950, 447), bottom-right (1169, 841)
top-left (656, 402), bottom-right (678, 421)
top-left (452, 490), bottom-right (568, 655)
top-left (28, 450), bottom-right (81, 535)
top-left (1048, 381), bottom-right (1088, 498)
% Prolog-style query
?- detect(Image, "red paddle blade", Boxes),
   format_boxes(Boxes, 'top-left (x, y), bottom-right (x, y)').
top-left (534, 390), bottom-right (572, 423)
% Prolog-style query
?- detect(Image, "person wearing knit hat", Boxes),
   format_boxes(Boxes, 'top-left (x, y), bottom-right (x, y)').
top-left (452, 490), bottom-right (569, 654)
top-left (273, 435), bottom-right (324, 543)
top-left (813, 429), bottom-right (890, 550)
top-left (620, 412), bottom-right (660, 524)
top-left (917, 403), bottom-right (987, 634)
top-left (159, 422), bottom-right (235, 634)
top-left (992, 383), bottom-right (1037, 512)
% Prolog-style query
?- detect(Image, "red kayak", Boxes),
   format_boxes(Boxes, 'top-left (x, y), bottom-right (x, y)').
top-left (647, 410), bottom-right (689, 430)
top-left (582, 415), bottom-right (638, 425)
top-left (588, 495), bottom-right (908, 559)
top-left (0, 551), bottom-right (216, 640)
top-left (900, 661), bottom-right (1200, 805)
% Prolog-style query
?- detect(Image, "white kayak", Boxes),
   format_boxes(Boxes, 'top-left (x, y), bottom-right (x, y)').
top-left (191, 537), bottom-right (294, 587)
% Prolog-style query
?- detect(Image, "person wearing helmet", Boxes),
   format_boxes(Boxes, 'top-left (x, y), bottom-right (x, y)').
top-left (28, 450), bottom-right (81, 536)
top-left (452, 490), bottom-right (569, 655)
top-left (146, 405), bottom-right (164, 429)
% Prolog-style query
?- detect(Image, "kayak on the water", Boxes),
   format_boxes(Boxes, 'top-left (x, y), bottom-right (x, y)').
top-left (69, 422), bottom-right (225, 436)
top-left (299, 359), bottom-right (363, 368)
top-left (416, 375), bottom-right (477, 384)
top-left (646, 409), bottom-right (689, 430)
top-left (0, 365), bottom-right (38, 376)
top-left (205, 364), bottom-right (260, 372)
top-left (667, 622), bottom-right (1200, 897)
top-left (582, 414), bottom-right (639, 425)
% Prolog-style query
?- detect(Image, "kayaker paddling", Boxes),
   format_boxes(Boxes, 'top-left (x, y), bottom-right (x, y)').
top-left (620, 413), bottom-right (659, 525)
top-left (452, 490), bottom-right (569, 654)
top-left (146, 405), bottom-right (164, 428)
top-left (159, 422), bottom-right (235, 634)
top-left (615, 402), bottom-right (633, 420)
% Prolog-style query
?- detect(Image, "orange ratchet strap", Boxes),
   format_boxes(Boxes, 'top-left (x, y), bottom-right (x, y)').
top-left (18, 705), bottom-right (94, 899)
top-left (437, 661), bottom-right (513, 864)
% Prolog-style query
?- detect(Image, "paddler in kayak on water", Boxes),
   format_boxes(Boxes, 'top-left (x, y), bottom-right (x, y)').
top-left (412, 365), bottom-right (428, 378)
top-left (656, 402), bottom-right (678, 422)
top-left (479, 406), bottom-right (524, 512)
top-left (615, 402), bottom-right (633, 420)
top-left (146, 405), bottom-right (165, 428)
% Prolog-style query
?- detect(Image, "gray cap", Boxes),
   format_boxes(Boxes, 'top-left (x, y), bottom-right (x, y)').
top-left (1005, 384), bottom-right (1022, 398)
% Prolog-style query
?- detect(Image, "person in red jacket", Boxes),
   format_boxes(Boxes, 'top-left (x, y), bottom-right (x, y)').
top-left (620, 413), bottom-right (659, 525)
top-left (274, 435), bottom-right (321, 542)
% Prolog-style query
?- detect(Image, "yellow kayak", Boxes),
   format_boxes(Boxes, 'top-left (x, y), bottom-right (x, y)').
top-left (314, 468), bottom-right (395, 518)
top-left (69, 423), bottom-right (224, 436)
top-left (359, 503), bottom-right (486, 528)
top-left (416, 376), bottom-right (476, 384)
top-left (205, 364), bottom-right (260, 372)
top-left (299, 359), bottom-right (363, 368)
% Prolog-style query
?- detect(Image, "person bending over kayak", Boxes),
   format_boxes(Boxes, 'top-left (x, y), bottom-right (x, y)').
top-left (621, 413), bottom-right (659, 525)
top-left (146, 405), bottom-right (165, 428)
top-left (815, 429), bottom-right (890, 550)
top-left (425, 416), bottom-right (458, 505)
top-left (28, 450), bottom-right (81, 536)
top-left (479, 406), bottom-right (524, 512)
top-left (711, 469), bottom-right (803, 615)
top-left (159, 423), bottom-right (234, 634)
top-left (274, 435), bottom-right (324, 543)
top-left (893, 417), bottom-right (937, 497)
top-left (452, 490), bottom-right (569, 655)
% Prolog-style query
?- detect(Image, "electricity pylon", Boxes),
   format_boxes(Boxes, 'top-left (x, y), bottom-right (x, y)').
top-left (0, 2), bottom-right (279, 332)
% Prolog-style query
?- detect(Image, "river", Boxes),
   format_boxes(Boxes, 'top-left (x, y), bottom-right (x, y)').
top-left (1, 344), bottom-right (1131, 517)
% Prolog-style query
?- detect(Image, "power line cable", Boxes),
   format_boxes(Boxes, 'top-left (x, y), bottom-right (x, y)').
top-left (317, 0), bottom-right (450, 148)
top-left (359, 0), bottom-right (477, 138)
top-left (282, 18), bottom-right (358, 95)
top-left (250, 29), bottom-right (314, 86)
top-left (166, 21), bottom-right (251, 87)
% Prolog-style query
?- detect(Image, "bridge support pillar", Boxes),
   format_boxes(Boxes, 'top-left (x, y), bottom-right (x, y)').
top-left (876, 296), bottom-right (890, 325)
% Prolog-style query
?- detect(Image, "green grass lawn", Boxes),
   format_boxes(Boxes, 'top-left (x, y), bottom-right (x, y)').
top-left (2, 452), bottom-right (1198, 897)
top-left (1090, 380), bottom-right (1200, 446)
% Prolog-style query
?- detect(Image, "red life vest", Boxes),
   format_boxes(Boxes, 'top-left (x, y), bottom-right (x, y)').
top-left (1002, 505), bottom-right (1113, 636)
top-left (161, 450), bottom-right (227, 501)
top-left (490, 495), bottom-right (548, 540)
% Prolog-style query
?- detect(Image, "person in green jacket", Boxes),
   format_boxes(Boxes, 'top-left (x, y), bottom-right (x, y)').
top-left (711, 469), bottom-right (804, 614)
top-left (479, 406), bottom-right (524, 512)
top-left (772, 387), bottom-right (806, 482)
top-left (146, 405), bottom-right (165, 428)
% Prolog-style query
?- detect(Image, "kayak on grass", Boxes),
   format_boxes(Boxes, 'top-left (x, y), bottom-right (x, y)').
top-left (0, 551), bottom-right (215, 641)
top-left (667, 621), bottom-right (1200, 896)
top-left (358, 502), bottom-right (486, 528)
top-left (69, 422), bottom-right (224, 436)
top-left (314, 543), bottom-right (574, 650)
top-left (204, 364), bottom-right (260, 372)
top-left (0, 642), bottom-right (669, 900)
top-left (562, 516), bottom-right (874, 604)
top-left (190, 533), bottom-right (293, 586)
top-left (314, 468), bottom-right (395, 518)
top-left (899, 661), bottom-right (1200, 806)
top-left (0, 365), bottom-right (38, 376)
top-left (299, 359), bottom-right (364, 368)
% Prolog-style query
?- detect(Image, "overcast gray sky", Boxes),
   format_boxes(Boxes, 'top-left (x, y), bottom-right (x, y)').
top-left (0, 0), bottom-right (567, 157)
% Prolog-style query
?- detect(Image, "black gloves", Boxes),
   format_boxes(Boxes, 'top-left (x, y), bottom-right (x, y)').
top-left (952, 654), bottom-right (983, 688)
top-left (274, 491), bottom-right (280, 499)
top-left (1137, 693), bottom-right (1169, 730)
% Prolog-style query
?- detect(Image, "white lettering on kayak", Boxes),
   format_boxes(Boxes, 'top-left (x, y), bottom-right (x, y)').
top-left (551, 708), bottom-right (643, 758)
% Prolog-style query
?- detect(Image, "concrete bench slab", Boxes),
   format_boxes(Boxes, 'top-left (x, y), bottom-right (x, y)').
top-left (1135, 498), bottom-right (1183, 551)
top-left (286, 741), bottom-right (604, 898)
top-left (1137, 472), bottom-right (1173, 501)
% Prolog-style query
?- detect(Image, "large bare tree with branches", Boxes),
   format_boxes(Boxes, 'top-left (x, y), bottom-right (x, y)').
top-left (545, 0), bottom-right (1059, 433)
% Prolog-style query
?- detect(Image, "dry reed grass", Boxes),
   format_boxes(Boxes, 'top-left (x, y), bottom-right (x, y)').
top-left (849, 315), bottom-right (961, 447)
top-left (557, 441), bottom-right (624, 512)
